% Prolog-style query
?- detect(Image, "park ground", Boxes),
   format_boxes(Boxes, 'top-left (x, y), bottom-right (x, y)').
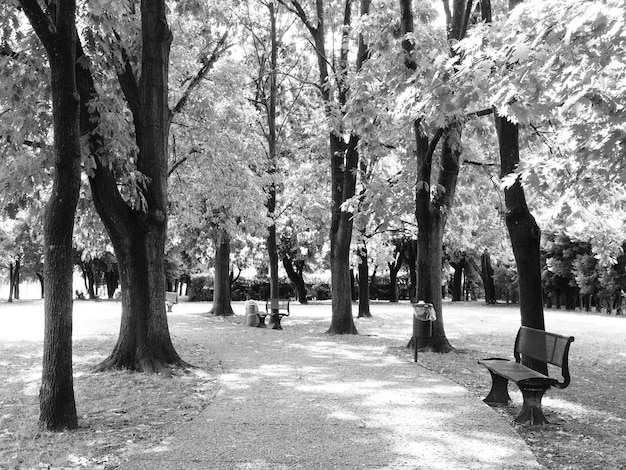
top-left (0, 300), bottom-right (625, 469)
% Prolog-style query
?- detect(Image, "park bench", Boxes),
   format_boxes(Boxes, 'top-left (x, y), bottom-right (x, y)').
top-left (478, 326), bottom-right (575, 425)
top-left (165, 291), bottom-right (178, 312)
top-left (257, 299), bottom-right (290, 329)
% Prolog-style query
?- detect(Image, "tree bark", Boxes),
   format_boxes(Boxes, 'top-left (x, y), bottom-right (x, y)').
top-left (451, 256), bottom-right (465, 301)
top-left (281, 0), bottom-right (358, 334)
top-left (8, 263), bottom-right (14, 303)
top-left (266, 2), bottom-right (280, 308)
top-left (388, 249), bottom-right (402, 303)
top-left (282, 255), bottom-right (308, 303)
top-left (402, 0), bottom-right (467, 353)
top-left (81, 1), bottom-right (186, 372)
top-left (210, 232), bottom-right (234, 316)
top-left (496, 119), bottom-right (546, 325)
top-left (402, 239), bottom-right (418, 302)
top-left (105, 270), bottom-right (118, 298)
top-left (19, 0), bottom-right (81, 430)
top-left (486, 0), bottom-right (546, 372)
top-left (36, 272), bottom-right (44, 299)
top-left (357, 245), bottom-right (372, 318)
top-left (13, 259), bottom-right (20, 300)
top-left (481, 251), bottom-right (496, 304)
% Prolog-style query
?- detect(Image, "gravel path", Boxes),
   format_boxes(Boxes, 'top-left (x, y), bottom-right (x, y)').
top-left (118, 303), bottom-right (542, 470)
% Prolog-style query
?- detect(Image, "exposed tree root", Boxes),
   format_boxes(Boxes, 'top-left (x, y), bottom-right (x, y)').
top-left (93, 352), bottom-right (193, 374)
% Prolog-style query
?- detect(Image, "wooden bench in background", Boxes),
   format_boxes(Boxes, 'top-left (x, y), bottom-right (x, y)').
top-left (257, 299), bottom-right (290, 329)
top-left (165, 291), bottom-right (178, 312)
top-left (478, 326), bottom-right (575, 425)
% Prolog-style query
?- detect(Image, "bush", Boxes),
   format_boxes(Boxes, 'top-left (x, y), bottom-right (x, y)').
top-left (493, 264), bottom-right (519, 304)
top-left (187, 275), bottom-right (213, 301)
top-left (310, 282), bottom-right (331, 300)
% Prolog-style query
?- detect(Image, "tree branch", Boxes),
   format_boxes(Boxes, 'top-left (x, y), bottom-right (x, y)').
top-left (112, 30), bottom-right (142, 125)
top-left (18, 0), bottom-right (56, 51)
top-left (463, 159), bottom-right (498, 167)
top-left (276, 0), bottom-right (317, 34)
top-left (425, 127), bottom-right (445, 162)
top-left (172, 30), bottom-right (229, 116)
top-left (466, 107), bottom-right (493, 119)
top-left (167, 156), bottom-right (188, 178)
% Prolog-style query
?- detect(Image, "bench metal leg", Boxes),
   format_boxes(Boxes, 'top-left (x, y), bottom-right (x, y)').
top-left (516, 384), bottom-right (550, 425)
top-left (166, 303), bottom-right (173, 312)
top-left (484, 372), bottom-right (511, 405)
top-left (257, 315), bottom-right (267, 328)
top-left (272, 314), bottom-right (283, 330)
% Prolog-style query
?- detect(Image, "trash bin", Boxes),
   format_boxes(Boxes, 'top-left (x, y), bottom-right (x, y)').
top-left (411, 301), bottom-right (436, 362)
top-left (245, 300), bottom-right (259, 327)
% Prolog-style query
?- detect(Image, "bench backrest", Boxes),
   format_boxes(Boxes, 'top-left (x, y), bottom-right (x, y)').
top-left (514, 326), bottom-right (575, 387)
top-left (267, 299), bottom-right (289, 310)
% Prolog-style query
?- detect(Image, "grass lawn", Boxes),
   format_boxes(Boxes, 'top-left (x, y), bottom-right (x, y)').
top-left (0, 299), bottom-right (625, 469)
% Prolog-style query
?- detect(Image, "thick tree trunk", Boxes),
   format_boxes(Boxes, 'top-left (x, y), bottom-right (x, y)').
top-left (357, 245), bottom-right (371, 318)
top-left (266, 2), bottom-right (280, 309)
top-left (80, 2), bottom-right (186, 372)
top-left (20, 0), bottom-right (81, 430)
top-left (481, 251), bottom-right (496, 304)
top-left (282, 255), bottom-right (308, 304)
top-left (401, 0), bottom-right (470, 354)
top-left (412, 127), bottom-right (457, 353)
top-left (329, 134), bottom-right (358, 334)
top-left (289, 0), bottom-right (358, 334)
top-left (496, 115), bottom-right (547, 374)
top-left (210, 233), bottom-right (234, 316)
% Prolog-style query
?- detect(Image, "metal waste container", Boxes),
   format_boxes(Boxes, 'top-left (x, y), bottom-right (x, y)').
top-left (245, 300), bottom-right (259, 327)
top-left (411, 301), bottom-right (436, 362)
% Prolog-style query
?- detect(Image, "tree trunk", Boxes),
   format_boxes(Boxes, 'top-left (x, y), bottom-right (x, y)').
top-left (8, 263), bottom-right (14, 303)
top-left (401, 0), bottom-right (470, 354)
top-left (36, 272), bottom-right (44, 298)
top-left (350, 269), bottom-right (358, 301)
top-left (481, 251), bottom-right (496, 304)
top-left (286, 0), bottom-right (358, 334)
top-left (388, 250), bottom-right (402, 303)
top-left (13, 259), bottom-right (20, 300)
top-left (105, 271), bottom-right (118, 298)
top-left (328, 135), bottom-right (359, 333)
top-left (451, 257), bottom-right (465, 301)
top-left (82, 2), bottom-right (186, 372)
top-left (210, 232), bottom-right (234, 316)
top-left (403, 240), bottom-right (418, 302)
top-left (496, 114), bottom-right (547, 373)
top-left (19, 0), bottom-right (81, 430)
top-left (282, 255), bottom-right (307, 304)
top-left (266, 2), bottom-right (280, 310)
top-left (357, 245), bottom-right (372, 318)
top-left (81, 262), bottom-right (96, 299)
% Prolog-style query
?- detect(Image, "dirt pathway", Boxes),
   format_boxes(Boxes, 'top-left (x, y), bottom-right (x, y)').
top-left (119, 307), bottom-right (541, 469)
